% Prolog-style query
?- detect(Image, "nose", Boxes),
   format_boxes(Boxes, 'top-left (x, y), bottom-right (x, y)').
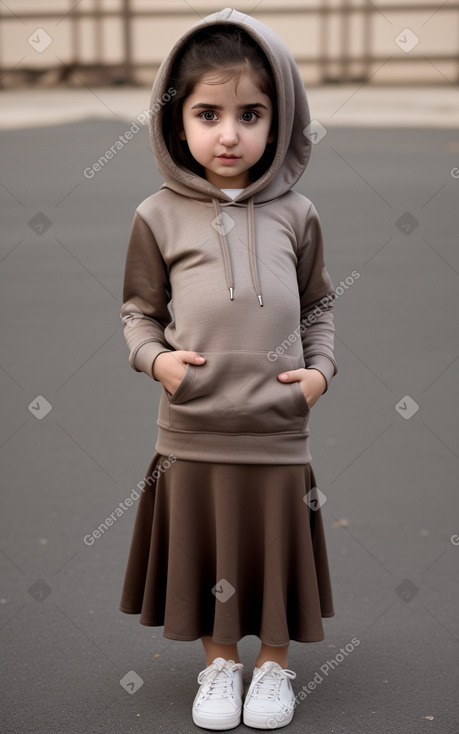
top-left (218, 118), bottom-right (238, 146)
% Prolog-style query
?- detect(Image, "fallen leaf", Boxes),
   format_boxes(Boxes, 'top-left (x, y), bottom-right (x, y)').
top-left (332, 518), bottom-right (349, 529)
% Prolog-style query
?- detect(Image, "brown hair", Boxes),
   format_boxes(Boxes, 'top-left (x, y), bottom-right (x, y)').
top-left (161, 25), bottom-right (278, 182)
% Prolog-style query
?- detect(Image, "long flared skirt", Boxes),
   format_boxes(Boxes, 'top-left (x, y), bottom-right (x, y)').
top-left (119, 452), bottom-right (334, 646)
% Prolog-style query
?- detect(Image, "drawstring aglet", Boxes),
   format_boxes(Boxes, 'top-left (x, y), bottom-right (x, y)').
top-left (257, 294), bottom-right (263, 307)
top-left (229, 287), bottom-right (234, 300)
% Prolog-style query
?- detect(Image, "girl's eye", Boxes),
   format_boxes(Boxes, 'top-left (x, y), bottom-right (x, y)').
top-left (241, 110), bottom-right (259, 122)
top-left (199, 111), bottom-right (218, 122)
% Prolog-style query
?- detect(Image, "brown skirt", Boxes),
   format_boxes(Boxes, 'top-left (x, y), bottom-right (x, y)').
top-left (119, 452), bottom-right (334, 646)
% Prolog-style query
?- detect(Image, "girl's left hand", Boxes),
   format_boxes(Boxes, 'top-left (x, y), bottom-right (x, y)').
top-left (277, 368), bottom-right (326, 409)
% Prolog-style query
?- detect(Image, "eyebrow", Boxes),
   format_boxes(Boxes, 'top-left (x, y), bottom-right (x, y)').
top-left (190, 102), bottom-right (269, 111)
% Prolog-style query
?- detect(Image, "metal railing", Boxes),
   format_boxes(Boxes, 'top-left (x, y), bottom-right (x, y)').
top-left (1, 1), bottom-right (458, 87)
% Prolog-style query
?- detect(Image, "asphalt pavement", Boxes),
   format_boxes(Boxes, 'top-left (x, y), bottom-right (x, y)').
top-left (1, 87), bottom-right (458, 733)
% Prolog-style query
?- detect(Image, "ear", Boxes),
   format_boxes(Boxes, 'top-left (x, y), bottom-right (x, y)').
top-left (267, 130), bottom-right (276, 144)
top-left (179, 128), bottom-right (186, 141)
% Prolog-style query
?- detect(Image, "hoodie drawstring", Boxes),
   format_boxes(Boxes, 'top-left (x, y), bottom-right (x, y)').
top-left (211, 195), bottom-right (263, 307)
top-left (247, 195), bottom-right (264, 306)
top-left (212, 196), bottom-right (234, 301)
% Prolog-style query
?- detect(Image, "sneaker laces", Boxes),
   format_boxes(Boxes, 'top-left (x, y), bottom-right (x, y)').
top-left (197, 658), bottom-right (243, 700)
top-left (250, 662), bottom-right (296, 700)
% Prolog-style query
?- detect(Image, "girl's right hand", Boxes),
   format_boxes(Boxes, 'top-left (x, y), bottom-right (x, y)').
top-left (153, 350), bottom-right (206, 395)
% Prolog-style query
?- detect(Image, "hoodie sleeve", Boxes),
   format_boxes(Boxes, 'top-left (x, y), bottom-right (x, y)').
top-left (120, 210), bottom-right (173, 380)
top-left (296, 201), bottom-right (338, 392)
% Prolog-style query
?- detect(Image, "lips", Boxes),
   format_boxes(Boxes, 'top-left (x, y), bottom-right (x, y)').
top-left (217, 154), bottom-right (240, 159)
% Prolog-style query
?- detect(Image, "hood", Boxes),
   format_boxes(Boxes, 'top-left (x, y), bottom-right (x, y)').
top-left (149, 6), bottom-right (312, 205)
top-left (148, 7), bottom-right (313, 307)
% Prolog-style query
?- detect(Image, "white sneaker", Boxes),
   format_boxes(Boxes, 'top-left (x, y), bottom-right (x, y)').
top-left (243, 661), bottom-right (297, 729)
top-left (192, 656), bottom-right (244, 730)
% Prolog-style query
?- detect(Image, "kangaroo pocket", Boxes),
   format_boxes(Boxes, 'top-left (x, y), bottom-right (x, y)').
top-left (160, 351), bottom-right (310, 435)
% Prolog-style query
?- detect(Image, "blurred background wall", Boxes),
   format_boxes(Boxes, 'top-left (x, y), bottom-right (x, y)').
top-left (0, 0), bottom-right (458, 88)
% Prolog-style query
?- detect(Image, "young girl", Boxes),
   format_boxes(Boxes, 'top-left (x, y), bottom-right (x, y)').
top-left (119, 7), bottom-right (337, 731)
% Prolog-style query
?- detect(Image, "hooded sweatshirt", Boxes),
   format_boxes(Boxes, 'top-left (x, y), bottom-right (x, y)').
top-left (120, 7), bottom-right (337, 465)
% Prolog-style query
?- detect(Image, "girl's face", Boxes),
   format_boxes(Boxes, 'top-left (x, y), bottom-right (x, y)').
top-left (179, 72), bottom-right (275, 189)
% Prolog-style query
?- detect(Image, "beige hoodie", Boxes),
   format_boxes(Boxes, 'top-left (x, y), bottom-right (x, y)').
top-left (120, 7), bottom-right (337, 464)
